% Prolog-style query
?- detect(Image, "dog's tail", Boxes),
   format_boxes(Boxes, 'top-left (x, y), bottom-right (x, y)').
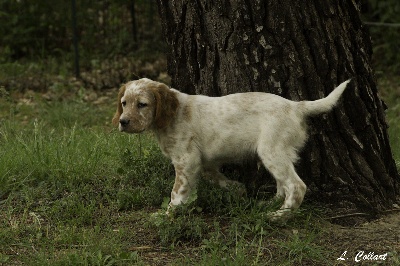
top-left (302, 79), bottom-right (351, 116)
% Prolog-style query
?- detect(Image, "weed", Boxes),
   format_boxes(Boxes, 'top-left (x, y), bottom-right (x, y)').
top-left (275, 230), bottom-right (327, 265)
top-left (149, 192), bottom-right (207, 246)
top-left (116, 135), bottom-right (174, 210)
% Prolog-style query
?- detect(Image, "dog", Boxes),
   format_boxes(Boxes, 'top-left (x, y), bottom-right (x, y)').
top-left (113, 78), bottom-right (350, 219)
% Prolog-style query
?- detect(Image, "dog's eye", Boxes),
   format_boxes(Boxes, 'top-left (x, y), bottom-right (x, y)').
top-left (138, 102), bottom-right (148, 108)
top-left (122, 101), bottom-right (126, 107)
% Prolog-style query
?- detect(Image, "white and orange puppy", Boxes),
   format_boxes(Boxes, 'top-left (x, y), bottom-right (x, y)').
top-left (113, 78), bottom-right (350, 219)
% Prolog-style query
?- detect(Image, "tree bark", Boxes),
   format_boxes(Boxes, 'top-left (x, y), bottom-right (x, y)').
top-left (156, 0), bottom-right (399, 219)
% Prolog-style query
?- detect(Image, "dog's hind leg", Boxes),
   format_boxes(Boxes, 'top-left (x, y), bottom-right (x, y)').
top-left (203, 167), bottom-right (246, 196)
top-left (258, 148), bottom-right (307, 220)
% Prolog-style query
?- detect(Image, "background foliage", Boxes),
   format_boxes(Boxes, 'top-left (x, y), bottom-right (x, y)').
top-left (0, 0), bottom-right (162, 60)
top-left (0, 0), bottom-right (399, 89)
top-left (0, 0), bottom-right (165, 91)
top-left (361, 0), bottom-right (400, 73)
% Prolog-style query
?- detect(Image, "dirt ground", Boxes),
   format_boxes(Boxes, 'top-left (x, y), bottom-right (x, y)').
top-left (323, 211), bottom-right (400, 265)
top-left (131, 212), bottom-right (400, 266)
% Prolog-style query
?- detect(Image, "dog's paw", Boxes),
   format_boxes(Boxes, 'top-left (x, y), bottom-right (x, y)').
top-left (149, 210), bottom-right (172, 227)
top-left (150, 210), bottom-right (168, 219)
top-left (257, 196), bottom-right (284, 209)
top-left (267, 208), bottom-right (294, 223)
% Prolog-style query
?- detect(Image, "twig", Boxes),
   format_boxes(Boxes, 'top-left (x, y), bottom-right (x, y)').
top-left (328, 212), bottom-right (369, 220)
top-left (129, 246), bottom-right (171, 252)
top-left (384, 208), bottom-right (400, 213)
top-left (129, 246), bottom-right (153, 251)
top-left (329, 209), bottom-right (400, 220)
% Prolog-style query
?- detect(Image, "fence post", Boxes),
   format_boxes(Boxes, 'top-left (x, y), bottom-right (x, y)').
top-left (130, 0), bottom-right (138, 49)
top-left (71, 0), bottom-right (80, 78)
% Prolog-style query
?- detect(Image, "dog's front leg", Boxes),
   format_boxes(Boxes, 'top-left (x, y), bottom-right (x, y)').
top-left (168, 156), bottom-right (202, 213)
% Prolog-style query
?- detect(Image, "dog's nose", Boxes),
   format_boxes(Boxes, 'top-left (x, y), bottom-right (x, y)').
top-left (119, 118), bottom-right (130, 127)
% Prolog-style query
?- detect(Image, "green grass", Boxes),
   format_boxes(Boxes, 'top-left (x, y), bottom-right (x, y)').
top-left (0, 97), bottom-right (170, 265)
top-left (0, 77), bottom-right (399, 265)
top-left (0, 94), bottom-right (332, 265)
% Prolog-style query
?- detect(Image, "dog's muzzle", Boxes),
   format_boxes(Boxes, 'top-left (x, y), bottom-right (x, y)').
top-left (119, 118), bottom-right (130, 127)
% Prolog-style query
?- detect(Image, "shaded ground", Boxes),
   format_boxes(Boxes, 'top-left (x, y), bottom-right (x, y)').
top-left (124, 210), bottom-right (400, 265)
top-left (324, 211), bottom-right (400, 265)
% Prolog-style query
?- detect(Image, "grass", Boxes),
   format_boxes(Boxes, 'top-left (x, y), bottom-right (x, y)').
top-left (0, 113), bottom-right (162, 264)
top-left (0, 77), bottom-right (399, 265)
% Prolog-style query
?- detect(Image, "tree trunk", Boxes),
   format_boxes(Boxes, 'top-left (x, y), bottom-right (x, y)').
top-left (156, 0), bottom-right (399, 220)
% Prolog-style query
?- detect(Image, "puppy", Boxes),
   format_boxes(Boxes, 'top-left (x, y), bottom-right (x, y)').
top-left (113, 78), bottom-right (350, 219)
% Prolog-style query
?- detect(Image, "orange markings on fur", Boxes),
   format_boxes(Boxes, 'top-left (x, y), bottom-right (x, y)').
top-left (149, 83), bottom-right (179, 129)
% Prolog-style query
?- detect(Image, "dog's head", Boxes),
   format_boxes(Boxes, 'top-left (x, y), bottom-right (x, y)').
top-left (112, 78), bottom-right (179, 133)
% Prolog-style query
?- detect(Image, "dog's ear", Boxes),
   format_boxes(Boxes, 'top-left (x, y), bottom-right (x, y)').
top-left (150, 83), bottom-right (179, 129)
top-left (112, 84), bottom-right (127, 126)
